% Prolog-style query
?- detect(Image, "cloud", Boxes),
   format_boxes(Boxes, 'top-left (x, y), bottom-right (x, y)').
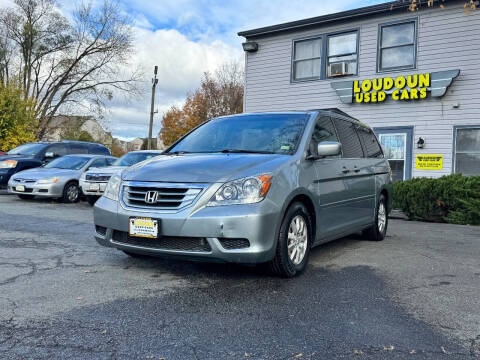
top-left (103, 27), bottom-right (242, 140)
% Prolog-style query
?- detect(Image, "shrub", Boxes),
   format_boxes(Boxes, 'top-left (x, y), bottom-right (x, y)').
top-left (393, 174), bottom-right (480, 225)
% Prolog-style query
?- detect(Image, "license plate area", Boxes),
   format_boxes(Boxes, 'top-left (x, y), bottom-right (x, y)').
top-left (15, 185), bottom-right (25, 192)
top-left (89, 183), bottom-right (100, 191)
top-left (129, 217), bottom-right (159, 238)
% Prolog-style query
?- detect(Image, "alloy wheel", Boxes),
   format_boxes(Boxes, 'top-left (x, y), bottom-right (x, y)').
top-left (378, 202), bottom-right (386, 233)
top-left (287, 215), bottom-right (308, 265)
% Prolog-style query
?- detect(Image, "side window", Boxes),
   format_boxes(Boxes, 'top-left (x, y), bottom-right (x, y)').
top-left (89, 158), bottom-right (108, 168)
top-left (357, 128), bottom-right (384, 158)
top-left (89, 144), bottom-right (109, 155)
top-left (106, 157), bottom-right (116, 165)
top-left (70, 143), bottom-right (89, 154)
top-left (310, 116), bottom-right (339, 155)
top-left (333, 118), bottom-right (364, 158)
top-left (46, 144), bottom-right (68, 157)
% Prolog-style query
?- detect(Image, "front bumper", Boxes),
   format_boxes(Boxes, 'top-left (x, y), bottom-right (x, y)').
top-left (93, 196), bottom-right (281, 264)
top-left (80, 179), bottom-right (107, 196)
top-left (0, 169), bottom-right (15, 188)
top-left (7, 180), bottom-right (64, 197)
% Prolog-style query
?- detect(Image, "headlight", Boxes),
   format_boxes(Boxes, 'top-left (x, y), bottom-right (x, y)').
top-left (207, 174), bottom-right (272, 206)
top-left (0, 160), bottom-right (17, 168)
top-left (37, 177), bottom-right (59, 184)
top-left (103, 174), bottom-right (121, 201)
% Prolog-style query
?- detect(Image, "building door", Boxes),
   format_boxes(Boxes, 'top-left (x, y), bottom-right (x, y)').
top-left (374, 127), bottom-right (413, 181)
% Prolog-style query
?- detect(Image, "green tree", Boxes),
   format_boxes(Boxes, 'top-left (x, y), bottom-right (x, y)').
top-left (0, 80), bottom-right (37, 151)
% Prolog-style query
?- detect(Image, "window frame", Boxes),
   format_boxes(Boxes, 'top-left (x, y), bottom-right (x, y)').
top-left (291, 28), bottom-right (360, 83)
top-left (377, 18), bottom-right (418, 73)
top-left (452, 125), bottom-right (480, 175)
top-left (326, 30), bottom-right (359, 79)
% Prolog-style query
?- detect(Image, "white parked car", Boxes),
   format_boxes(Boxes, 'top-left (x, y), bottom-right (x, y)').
top-left (80, 150), bottom-right (163, 205)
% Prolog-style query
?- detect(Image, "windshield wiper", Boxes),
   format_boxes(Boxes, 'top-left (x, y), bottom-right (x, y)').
top-left (220, 149), bottom-right (275, 154)
top-left (165, 151), bottom-right (190, 155)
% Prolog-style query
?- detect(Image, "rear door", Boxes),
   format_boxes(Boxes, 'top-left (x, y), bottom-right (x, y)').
top-left (332, 117), bottom-right (376, 230)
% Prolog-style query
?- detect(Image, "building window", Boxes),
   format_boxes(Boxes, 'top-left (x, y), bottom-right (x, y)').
top-left (292, 37), bottom-right (322, 81)
top-left (327, 32), bottom-right (358, 77)
top-left (455, 127), bottom-right (480, 176)
top-left (378, 20), bottom-right (417, 72)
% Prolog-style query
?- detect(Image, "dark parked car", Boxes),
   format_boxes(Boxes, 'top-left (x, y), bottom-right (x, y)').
top-left (0, 141), bottom-right (110, 189)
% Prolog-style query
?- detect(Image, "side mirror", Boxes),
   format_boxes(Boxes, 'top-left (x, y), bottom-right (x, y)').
top-left (45, 152), bottom-right (55, 158)
top-left (317, 141), bottom-right (342, 157)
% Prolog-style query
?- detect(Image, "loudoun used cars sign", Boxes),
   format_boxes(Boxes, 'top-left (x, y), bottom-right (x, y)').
top-left (331, 69), bottom-right (460, 104)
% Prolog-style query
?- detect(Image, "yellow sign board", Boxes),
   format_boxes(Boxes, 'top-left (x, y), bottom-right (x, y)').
top-left (415, 155), bottom-right (443, 170)
top-left (354, 73), bottom-right (430, 103)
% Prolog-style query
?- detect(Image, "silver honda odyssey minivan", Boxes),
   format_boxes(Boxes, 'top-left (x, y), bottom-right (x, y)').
top-left (94, 109), bottom-right (392, 277)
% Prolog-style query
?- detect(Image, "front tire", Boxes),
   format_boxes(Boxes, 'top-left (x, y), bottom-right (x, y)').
top-left (62, 182), bottom-right (80, 203)
top-left (268, 202), bottom-right (313, 277)
top-left (364, 194), bottom-right (388, 241)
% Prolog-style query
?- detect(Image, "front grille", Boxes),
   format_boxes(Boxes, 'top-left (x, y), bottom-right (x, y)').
top-left (95, 225), bottom-right (107, 236)
top-left (112, 230), bottom-right (211, 252)
top-left (13, 178), bottom-right (36, 183)
top-left (218, 238), bottom-right (250, 249)
top-left (86, 174), bottom-right (111, 182)
top-left (122, 183), bottom-right (204, 210)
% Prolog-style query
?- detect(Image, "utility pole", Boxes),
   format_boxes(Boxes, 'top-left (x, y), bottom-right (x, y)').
top-left (147, 66), bottom-right (158, 150)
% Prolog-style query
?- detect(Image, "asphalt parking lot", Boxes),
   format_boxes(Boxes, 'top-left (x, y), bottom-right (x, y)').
top-left (0, 194), bottom-right (479, 359)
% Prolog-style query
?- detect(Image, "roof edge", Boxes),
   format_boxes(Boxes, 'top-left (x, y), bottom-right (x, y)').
top-left (238, 0), bottom-right (448, 38)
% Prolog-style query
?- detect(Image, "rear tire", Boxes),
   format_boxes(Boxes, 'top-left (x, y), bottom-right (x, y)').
top-left (62, 182), bottom-right (80, 203)
top-left (17, 194), bottom-right (34, 200)
top-left (86, 195), bottom-right (100, 206)
top-left (364, 194), bottom-right (388, 241)
top-left (268, 202), bottom-right (312, 277)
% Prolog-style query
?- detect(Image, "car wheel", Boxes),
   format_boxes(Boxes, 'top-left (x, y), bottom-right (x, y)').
top-left (17, 194), bottom-right (35, 200)
top-left (364, 194), bottom-right (388, 241)
top-left (122, 250), bottom-right (151, 259)
top-left (268, 202), bottom-right (312, 277)
top-left (86, 195), bottom-right (100, 206)
top-left (62, 182), bottom-right (80, 203)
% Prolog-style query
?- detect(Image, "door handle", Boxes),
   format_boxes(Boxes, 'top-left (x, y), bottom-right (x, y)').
top-left (342, 167), bottom-right (350, 174)
top-left (353, 166), bottom-right (361, 173)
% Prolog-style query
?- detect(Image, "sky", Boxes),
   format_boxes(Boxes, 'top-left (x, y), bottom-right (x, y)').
top-left (1, 0), bottom-right (386, 140)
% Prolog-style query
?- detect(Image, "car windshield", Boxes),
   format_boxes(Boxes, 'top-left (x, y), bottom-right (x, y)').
top-left (44, 156), bottom-right (90, 170)
top-left (167, 114), bottom-right (309, 155)
top-left (7, 143), bottom-right (47, 156)
top-left (113, 152), bottom-right (160, 167)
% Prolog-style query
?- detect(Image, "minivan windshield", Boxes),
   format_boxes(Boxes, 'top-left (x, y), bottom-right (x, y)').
top-left (167, 114), bottom-right (309, 155)
top-left (7, 143), bottom-right (47, 156)
top-left (44, 156), bottom-right (90, 170)
top-left (113, 152), bottom-right (160, 167)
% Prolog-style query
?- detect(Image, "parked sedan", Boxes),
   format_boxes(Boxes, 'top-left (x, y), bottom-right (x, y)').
top-left (8, 154), bottom-right (116, 203)
top-left (80, 150), bottom-right (163, 205)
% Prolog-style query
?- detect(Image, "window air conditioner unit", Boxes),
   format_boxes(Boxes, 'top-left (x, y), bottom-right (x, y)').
top-left (329, 62), bottom-right (349, 77)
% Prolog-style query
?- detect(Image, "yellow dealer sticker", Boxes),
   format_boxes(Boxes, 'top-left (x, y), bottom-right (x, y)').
top-left (415, 155), bottom-right (443, 170)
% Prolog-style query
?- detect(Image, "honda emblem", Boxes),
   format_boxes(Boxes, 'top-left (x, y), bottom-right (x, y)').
top-left (145, 191), bottom-right (158, 204)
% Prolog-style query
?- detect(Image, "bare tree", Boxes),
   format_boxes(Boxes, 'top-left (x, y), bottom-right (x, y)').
top-left (0, 0), bottom-right (140, 138)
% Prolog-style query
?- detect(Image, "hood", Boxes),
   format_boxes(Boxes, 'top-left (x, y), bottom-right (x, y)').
top-left (0, 154), bottom-right (35, 162)
top-left (86, 166), bottom-right (125, 176)
top-left (13, 167), bottom-right (79, 180)
top-left (121, 154), bottom-right (290, 183)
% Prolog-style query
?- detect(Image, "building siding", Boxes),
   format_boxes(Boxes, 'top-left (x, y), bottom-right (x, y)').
top-left (243, 3), bottom-right (480, 178)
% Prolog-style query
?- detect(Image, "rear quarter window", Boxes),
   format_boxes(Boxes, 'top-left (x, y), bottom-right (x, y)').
top-left (357, 128), bottom-right (384, 158)
top-left (89, 144), bottom-right (110, 155)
